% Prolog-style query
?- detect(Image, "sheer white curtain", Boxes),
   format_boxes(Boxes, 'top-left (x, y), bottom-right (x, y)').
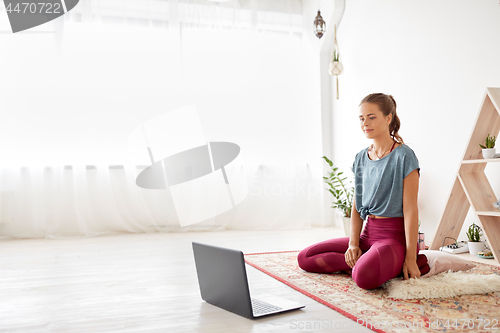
top-left (0, 0), bottom-right (325, 239)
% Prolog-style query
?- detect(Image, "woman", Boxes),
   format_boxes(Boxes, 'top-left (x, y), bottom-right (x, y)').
top-left (297, 93), bottom-right (429, 290)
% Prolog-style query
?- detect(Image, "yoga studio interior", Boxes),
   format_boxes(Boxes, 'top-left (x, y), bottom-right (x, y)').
top-left (1, 0), bottom-right (500, 332)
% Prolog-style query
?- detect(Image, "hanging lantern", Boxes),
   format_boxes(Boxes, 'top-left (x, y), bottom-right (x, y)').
top-left (314, 10), bottom-right (326, 39)
top-left (329, 24), bottom-right (344, 99)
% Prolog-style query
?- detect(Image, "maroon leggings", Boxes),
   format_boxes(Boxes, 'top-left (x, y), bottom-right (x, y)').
top-left (297, 216), bottom-right (429, 290)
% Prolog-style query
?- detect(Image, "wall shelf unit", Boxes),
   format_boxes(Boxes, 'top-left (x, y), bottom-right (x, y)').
top-left (430, 87), bottom-right (500, 263)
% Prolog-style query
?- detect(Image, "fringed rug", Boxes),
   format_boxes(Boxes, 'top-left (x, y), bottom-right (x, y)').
top-left (244, 251), bottom-right (500, 333)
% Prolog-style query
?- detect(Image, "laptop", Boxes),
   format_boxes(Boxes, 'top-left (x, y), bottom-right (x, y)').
top-left (192, 242), bottom-right (305, 319)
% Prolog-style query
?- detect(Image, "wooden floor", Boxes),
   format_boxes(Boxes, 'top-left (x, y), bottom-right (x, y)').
top-left (0, 227), bottom-right (497, 333)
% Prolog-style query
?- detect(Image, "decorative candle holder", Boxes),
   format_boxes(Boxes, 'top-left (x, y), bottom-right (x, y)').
top-left (418, 232), bottom-right (425, 251)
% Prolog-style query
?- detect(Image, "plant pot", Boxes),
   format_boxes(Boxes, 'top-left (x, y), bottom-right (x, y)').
top-left (329, 61), bottom-right (344, 75)
top-left (342, 216), bottom-right (350, 237)
top-left (468, 241), bottom-right (485, 255)
top-left (482, 148), bottom-right (496, 159)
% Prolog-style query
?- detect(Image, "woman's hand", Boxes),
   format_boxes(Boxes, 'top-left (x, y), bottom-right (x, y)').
top-left (345, 245), bottom-right (362, 268)
top-left (402, 258), bottom-right (421, 280)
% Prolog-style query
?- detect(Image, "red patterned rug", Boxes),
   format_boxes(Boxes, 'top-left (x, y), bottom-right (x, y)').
top-left (244, 251), bottom-right (500, 333)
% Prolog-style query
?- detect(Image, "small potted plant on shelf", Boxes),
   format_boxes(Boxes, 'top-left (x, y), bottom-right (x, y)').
top-left (479, 133), bottom-right (496, 159)
top-left (466, 222), bottom-right (484, 255)
top-left (322, 156), bottom-right (354, 236)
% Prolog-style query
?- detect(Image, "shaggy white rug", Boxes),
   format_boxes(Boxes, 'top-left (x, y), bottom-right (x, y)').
top-left (383, 269), bottom-right (500, 299)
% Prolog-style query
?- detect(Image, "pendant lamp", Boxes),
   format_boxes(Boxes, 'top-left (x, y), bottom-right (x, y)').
top-left (313, 10), bottom-right (326, 39)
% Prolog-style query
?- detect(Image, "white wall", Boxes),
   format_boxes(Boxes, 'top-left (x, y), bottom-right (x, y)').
top-left (326, 0), bottom-right (500, 244)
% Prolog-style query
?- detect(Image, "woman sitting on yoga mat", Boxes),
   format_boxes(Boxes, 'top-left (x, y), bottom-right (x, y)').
top-left (297, 93), bottom-right (429, 290)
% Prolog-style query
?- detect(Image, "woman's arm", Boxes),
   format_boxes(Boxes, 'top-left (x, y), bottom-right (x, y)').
top-left (349, 196), bottom-right (363, 246)
top-left (345, 196), bottom-right (364, 268)
top-left (402, 169), bottom-right (420, 279)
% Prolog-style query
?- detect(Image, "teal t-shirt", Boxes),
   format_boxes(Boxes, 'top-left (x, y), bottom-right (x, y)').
top-left (351, 144), bottom-right (420, 221)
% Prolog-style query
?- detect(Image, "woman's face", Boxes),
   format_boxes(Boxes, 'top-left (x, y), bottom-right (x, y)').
top-left (358, 102), bottom-right (392, 138)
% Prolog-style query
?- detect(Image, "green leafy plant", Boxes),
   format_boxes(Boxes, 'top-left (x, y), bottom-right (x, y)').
top-left (466, 222), bottom-right (483, 242)
top-left (322, 156), bottom-right (354, 218)
top-left (333, 49), bottom-right (340, 62)
top-left (479, 133), bottom-right (496, 149)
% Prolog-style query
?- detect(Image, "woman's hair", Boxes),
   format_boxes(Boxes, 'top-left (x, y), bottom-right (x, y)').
top-left (359, 93), bottom-right (405, 145)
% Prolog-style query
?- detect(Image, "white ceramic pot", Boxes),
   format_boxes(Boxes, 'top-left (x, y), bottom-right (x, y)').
top-left (342, 216), bottom-right (350, 237)
top-left (482, 148), bottom-right (496, 159)
top-left (468, 241), bottom-right (484, 255)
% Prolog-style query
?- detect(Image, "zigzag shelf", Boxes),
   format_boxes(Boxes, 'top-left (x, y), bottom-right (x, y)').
top-left (430, 87), bottom-right (500, 263)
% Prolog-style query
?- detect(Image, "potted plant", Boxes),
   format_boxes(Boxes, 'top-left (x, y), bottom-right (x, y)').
top-left (322, 156), bottom-right (354, 236)
top-left (479, 133), bottom-right (496, 159)
top-left (466, 222), bottom-right (484, 255)
top-left (329, 49), bottom-right (344, 76)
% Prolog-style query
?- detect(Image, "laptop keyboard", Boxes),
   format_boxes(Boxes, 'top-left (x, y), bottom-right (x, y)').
top-left (251, 298), bottom-right (283, 315)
